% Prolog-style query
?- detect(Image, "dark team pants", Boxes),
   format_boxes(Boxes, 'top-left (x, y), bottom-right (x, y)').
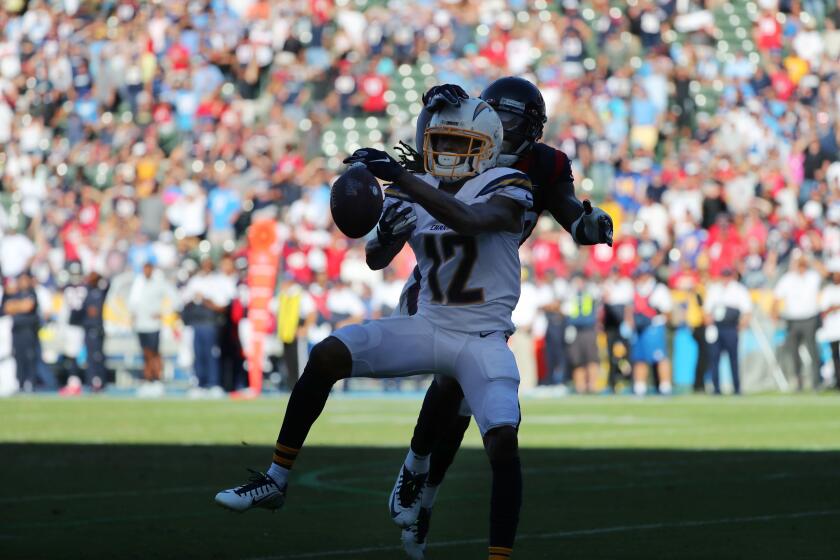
top-left (283, 340), bottom-right (301, 389)
top-left (783, 316), bottom-right (821, 390)
top-left (84, 326), bottom-right (106, 388)
top-left (709, 325), bottom-right (739, 395)
top-left (12, 328), bottom-right (40, 390)
top-left (219, 320), bottom-right (245, 392)
top-left (543, 318), bottom-right (567, 384)
top-left (193, 324), bottom-right (220, 388)
top-left (830, 341), bottom-right (840, 390)
top-left (692, 326), bottom-right (709, 391)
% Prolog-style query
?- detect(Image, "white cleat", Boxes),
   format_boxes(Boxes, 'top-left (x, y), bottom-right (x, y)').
top-left (215, 470), bottom-right (286, 512)
top-left (401, 506), bottom-right (431, 560)
top-left (388, 465), bottom-right (428, 528)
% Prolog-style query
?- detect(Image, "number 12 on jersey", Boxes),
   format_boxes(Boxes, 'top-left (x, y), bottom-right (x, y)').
top-left (424, 234), bottom-right (484, 305)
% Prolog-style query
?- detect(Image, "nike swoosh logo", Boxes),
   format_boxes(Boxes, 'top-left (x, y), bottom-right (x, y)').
top-left (251, 493), bottom-right (277, 506)
top-left (479, 331), bottom-right (496, 338)
top-left (389, 488), bottom-right (401, 518)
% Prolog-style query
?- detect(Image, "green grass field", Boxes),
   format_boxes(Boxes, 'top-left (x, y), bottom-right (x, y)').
top-left (2, 394), bottom-right (840, 559)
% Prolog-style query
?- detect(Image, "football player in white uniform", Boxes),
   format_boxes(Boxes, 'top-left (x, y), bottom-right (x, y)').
top-left (215, 97), bottom-right (533, 560)
top-left (390, 79), bottom-right (613, 560)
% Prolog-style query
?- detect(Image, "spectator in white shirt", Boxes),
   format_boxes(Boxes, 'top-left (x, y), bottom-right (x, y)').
top-left (0, 228), bottom-right (35, 279)
top-left (704, 268), bottom-right (752, 395)
top-left (128, 261), bottom-right (172, 395)
top-left (773, 251), bottom-right (824, 390)
top-left (182, 258), bottom-right (236, 395)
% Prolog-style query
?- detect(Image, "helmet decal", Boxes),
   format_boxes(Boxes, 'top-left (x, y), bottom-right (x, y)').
top-left (473, 102), bottom-right (491, 119)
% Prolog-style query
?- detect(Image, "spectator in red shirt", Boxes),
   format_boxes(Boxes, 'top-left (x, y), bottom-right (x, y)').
top-left (77, 187), bottom-right (100, 237)
top-left (755, 10), bottom-right (782, 52)
top-left (613, 235), bottom-right (640, 279)
top-left (531, 234), bottom-right (566, 280)
top-left (480, 26), bottom-right (509, 68)
top-left (584, 242), bottom-right (614, 279)
top-left (356, 60), bottom-right (388, 115)
top-left (770, 65), bottom-right (795, 101)
top-left (167, 31), bottom-right (191, 72)
top-left (705, 214), bottom-right (746, 277)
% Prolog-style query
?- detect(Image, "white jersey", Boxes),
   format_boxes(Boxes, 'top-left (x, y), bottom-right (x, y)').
top-left (387, 167), bottom-right (533, 333)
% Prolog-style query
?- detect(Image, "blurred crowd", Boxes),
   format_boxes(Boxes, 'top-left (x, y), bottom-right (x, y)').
top-left (1, 0), bottom-right (840, 395)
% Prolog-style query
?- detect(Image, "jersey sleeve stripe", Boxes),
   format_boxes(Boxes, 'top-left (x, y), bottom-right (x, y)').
top-left (490, 190), bottom-right (533, 209)
top-left (477, 173), bottom-right (533, 196)
top-left (477, 181), bottom-right (533, 199)
top-left (476, 174), bottom-right (533, 198)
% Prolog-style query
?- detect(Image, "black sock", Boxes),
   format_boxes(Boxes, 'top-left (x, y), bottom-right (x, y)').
top-left (428, 414), bottom-right (470, 486)
top-left (275, 366), bottom-right (334, 451)
top-left (276, 338), bottom-right (349, 451)
top-left (410, 379), bottom-right (464, 456)
top-left (489, 455), bottom-right (522, 552)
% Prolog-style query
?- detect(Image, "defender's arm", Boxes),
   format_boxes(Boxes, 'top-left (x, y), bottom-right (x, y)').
top-left (545, 179), bottom-right (585, 233)
top-left (545, 179), bottom-right (613, 246)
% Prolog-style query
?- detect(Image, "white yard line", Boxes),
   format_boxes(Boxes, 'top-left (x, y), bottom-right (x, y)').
top-left (250, 509), bottom-right (840, 559)
top-left (0, 485), bottom-right (217, 504)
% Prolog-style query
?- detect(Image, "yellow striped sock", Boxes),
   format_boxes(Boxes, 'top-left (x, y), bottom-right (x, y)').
top-left (489, 545), bottom-right (512, 559)
top-left (272, 442), bottom-right (299, 469)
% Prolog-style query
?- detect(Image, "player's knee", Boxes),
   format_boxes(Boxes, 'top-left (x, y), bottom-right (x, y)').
top-left (484, 425), bottom-right (519, 463)
top-left (305, 336), bottom-right (352, 384)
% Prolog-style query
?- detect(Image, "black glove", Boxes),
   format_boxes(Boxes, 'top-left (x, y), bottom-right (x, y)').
top-left (343, 148), bottom-right (405, 183)
top-left (422, 84), bottom-right (469, 112)
top-left (377, 200), bottom-right (417, 245)
top-left (571, 200), bottom-right (614, 246)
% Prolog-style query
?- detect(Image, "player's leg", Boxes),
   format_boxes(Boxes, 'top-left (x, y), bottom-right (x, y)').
top-left (427, 396), bottom-right (470, 487)
top-left (215, 315), bottom-right (438, 513)
top-left (456, 332), bottom-right (522, 560)
top-left (393, 377), bottom-right (469, 531)
top-left (484, 425), bottom-right (521, 560)
top-left (393, 375), bottom-right (465, 528)
top-left (215, 335), bottom-right (352, 512)
top-left (410, 375), bottom-right (465, 455)
top-left (401, 396), bottom-right (472, 558)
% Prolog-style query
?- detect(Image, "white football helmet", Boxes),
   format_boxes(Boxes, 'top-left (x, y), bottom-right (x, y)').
top-left (423, 97), bottom-right (503, 182)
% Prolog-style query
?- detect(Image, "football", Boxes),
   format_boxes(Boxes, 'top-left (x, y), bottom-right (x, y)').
top-left (330, 162), bottom-right (384, 238)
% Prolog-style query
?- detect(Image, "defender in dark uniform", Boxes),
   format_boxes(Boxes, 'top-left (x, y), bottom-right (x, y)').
top-left (81, 272), bottom-right (109, 391)
top-left (392, 78), bottom-right (613, 560)
top-left (2, 274), bottom-right (42, 392)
